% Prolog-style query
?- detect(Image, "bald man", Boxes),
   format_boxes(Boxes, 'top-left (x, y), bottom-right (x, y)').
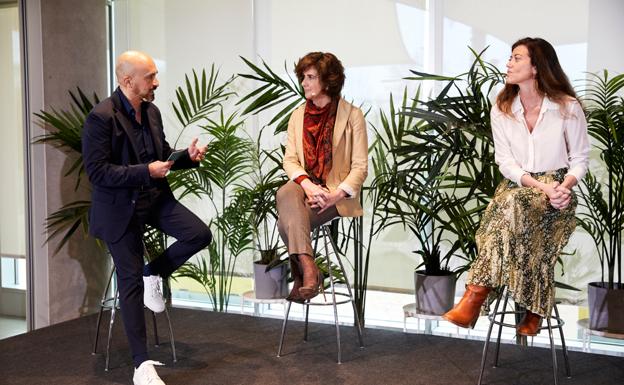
top-left (82, 51), bottom-right (212, 385)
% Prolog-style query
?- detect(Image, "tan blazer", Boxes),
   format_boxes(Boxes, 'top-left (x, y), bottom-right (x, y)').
top-left (283, 98), bottom-right (368, 217)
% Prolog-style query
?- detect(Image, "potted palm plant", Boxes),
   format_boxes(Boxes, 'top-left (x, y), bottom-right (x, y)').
top-left (373, 102), bottom-right (460, 315)
top-left (171, 107), bottom-right (256, 311)
top-left (242, 134), bottom-right (289, 299)
top-left (34, 88), bottom-right (98, 252)
top-left (379, 48), bottom-right (504, 315)
top-left (577, 70), bottom-right (624, 333)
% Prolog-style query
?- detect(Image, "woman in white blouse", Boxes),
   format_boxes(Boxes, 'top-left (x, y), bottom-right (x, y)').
top-left (443, 37), bottom-right (590, 336)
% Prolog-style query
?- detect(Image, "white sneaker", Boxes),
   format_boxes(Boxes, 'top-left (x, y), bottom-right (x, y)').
top-left (143, 275), bottom-right (165, 313)
top-left (133, 360), bottom-right (166, 385)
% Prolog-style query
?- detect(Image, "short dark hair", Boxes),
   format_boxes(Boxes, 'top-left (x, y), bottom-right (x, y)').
top-left (295, 52), bottom-right (345, 98)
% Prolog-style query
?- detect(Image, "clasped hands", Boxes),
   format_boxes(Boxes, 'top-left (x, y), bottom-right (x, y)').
top-left (148, 138), bottom-right (208, 178)
top-left (543, 181), bottom-right (571, 210)
top-left (301, 179), bottom-right (346, 214)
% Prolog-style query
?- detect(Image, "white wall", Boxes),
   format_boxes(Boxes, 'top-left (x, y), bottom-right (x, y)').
top-left (587, 0), bottom-right (624, 74)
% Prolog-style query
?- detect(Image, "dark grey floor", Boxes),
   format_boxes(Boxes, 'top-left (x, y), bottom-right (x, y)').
top-left (0, 307), bottom-right (622, 385)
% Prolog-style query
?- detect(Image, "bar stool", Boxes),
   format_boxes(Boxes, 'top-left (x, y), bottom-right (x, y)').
top-left (477, 286), bottom-right (571, 385)
top-left (92, 258), bottom-right (177, 371)
top-left (277, 223), bottom-right (364, 363)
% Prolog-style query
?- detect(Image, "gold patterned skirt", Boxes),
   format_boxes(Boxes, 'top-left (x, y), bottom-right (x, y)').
top-left (466, 168), bottom-right (577, 316)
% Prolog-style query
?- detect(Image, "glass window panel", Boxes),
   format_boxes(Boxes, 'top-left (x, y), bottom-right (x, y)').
top-left (112, 0), bottom-right (428, 296)
top-left (109, 0), bottom-right (612, 302)
top-left (0, 4), bottom-right (25, 259)
top-left (1, 257), bottom-right (26, 290)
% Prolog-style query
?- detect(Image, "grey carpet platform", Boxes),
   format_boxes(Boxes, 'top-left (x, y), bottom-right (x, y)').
top-left (0, 307), bottom-right (622, 385)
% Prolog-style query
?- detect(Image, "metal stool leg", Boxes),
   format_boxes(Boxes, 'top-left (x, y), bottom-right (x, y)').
top-left (151, 311), bottom-right (160, 346)
top-left (303, 304), bottom-right (310, 342)
top-left (324, 225), bottom-right (364, 347)
top-left (163, 307), bottom-right (177, 362)
top-left (322, 226), bottom-right (342, 363)
top-left (93, 266), bottom-right (116, 354)
top-left (304, 227), bottom-right (321, 343)
top-left (493, 290), bottom-right (510, 367)
top-left (92, 307), bottom-right (105, 355)
top-left (478, 288), bottom-right (504, 385)
top-left (303, 227), bottom-right (323, 343)
top-left (546, 317), bottom-right (559, 385)
top-left (91, 306), bottom-right (104, 354)
top-left (553, 304), bottom-right (571, 378)
top-left (277, 300), bottom-right (292, 357)
top-left (104, 288), bottom-right (119, 372)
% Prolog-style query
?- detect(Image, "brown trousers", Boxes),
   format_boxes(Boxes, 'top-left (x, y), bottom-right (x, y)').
top-left (276, 181), bottom-right (339, 257)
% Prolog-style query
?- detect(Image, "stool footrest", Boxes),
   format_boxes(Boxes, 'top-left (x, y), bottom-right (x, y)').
top-left (298, 292), bottom-right (353, 306)
top-left (488, 310), bottom-right (566, 329)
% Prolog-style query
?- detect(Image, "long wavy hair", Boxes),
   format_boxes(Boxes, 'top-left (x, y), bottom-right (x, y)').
top-left (497, 37), bottom-right (577, 115)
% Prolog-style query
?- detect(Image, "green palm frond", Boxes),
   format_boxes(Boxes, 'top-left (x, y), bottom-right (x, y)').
top-left (34, 89), bottom-right (100, 253)
top-left (33, 88), bottom-right (100, 190)
top-left (238, 56), bottom-right (305, 134)
top-left (577, 71), bottom-right (624, 287)
top-left (143, 225), bottom-right (167, 261)
top-left (172, 252), bottom-right (218, 309)
top-left (170, 66), bottom-right (235, 145)
top-left (238, 132), bottom-right (288, 252)
top-left (167, 109), bottom-right (254, 205)
top-left (200, 110), bottom-right (254, 190)
top-left (167, 167), bottom-right (213, 199)
top-left (170, 100), bottom-right (256, 311)
top-left (44, 200), bottom-right (91, 254)
top-left (215, 195), bottom-right (254, 257)
top-left (378, 47), bottom-right (505, 275)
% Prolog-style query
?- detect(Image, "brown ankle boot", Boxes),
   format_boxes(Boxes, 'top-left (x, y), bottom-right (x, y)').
top-left (443, 285), bottom-right (491, 329)
top-left (298, 254), bottom-right (322, 300)
top-left (286, 256), bottom-right (304, 303)
top-left (517, 310), bottom-right (543, 336)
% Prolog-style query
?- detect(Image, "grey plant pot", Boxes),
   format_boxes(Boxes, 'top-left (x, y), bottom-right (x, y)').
top-left (588, 281), bottom-right (624, 333)
top-left (414, 270), bottom-right (457, 316)
top-left (253, 262), bottom-right (289, 299)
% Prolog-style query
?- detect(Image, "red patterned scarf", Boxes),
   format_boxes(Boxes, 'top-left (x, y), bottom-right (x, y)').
top-left (303, 98), bottom-right (338, 185)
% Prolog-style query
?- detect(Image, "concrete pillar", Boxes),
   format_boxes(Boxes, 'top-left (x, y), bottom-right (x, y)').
top-left (24, 0), bottom-right (109, 328)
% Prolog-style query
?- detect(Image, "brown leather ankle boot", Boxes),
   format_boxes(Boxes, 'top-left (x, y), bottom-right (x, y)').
top-left (298, 254), bottom-right (321, 300)
top-left (517, 310), bottom-right (543, 336)
top-left (286, 256), bottom-right (304, 303)
top-left (443, 285), bottom-right (491, 329)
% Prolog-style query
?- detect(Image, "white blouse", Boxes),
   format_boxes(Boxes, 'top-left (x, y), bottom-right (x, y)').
top-left (491, 95), bottom-right (590, 186)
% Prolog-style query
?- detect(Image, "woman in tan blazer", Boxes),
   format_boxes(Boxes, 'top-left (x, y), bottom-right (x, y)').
top-left (276, 52), bottom-right (368, 302)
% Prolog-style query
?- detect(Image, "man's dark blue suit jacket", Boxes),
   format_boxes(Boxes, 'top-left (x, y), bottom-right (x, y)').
top-left (82, 89), bottom-right (197, 243)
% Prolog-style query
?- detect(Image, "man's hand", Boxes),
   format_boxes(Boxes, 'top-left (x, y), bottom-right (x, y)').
top-left (188, 138), bottom-right (208, 162)
top-left (149, 160), bottom-right (173, 178)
